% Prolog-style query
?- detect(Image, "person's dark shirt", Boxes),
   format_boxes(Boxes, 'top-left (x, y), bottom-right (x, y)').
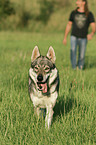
top-left (69, 10), bottom-right (95, 38)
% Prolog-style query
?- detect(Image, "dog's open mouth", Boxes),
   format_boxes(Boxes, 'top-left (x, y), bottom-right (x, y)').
top-left (37, 82), bottom-right (47, 93)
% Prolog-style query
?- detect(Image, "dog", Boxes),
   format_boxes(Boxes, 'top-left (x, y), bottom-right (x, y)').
top-left (29, 46), bottom-right (59, 129)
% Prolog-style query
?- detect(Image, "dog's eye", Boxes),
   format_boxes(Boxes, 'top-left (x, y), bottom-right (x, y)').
top-left (34, 66), bottom-right (39, 72)
top-left (44, 66), bottom-right (50, 72)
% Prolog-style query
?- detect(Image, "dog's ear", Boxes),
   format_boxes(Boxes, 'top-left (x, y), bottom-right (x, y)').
top-left (47, 46), bottom-right (56, 63)
top-left (31, 46), bottom-right (40, 62)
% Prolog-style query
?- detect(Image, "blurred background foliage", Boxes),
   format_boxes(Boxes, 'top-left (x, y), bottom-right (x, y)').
top-left (0, 0), bottom-right (96, 32)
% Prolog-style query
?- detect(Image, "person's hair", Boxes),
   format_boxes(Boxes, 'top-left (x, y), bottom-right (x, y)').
top-left (83, 0), bottom-right (89, 16)
top-left (76, 0), bottom-right (89, 17)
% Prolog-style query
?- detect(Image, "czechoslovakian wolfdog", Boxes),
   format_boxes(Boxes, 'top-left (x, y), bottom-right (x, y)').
top-left (29, 46), bottom-right (59, 129)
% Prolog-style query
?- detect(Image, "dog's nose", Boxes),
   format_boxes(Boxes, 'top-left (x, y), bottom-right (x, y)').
top-left (37, 74), bottom-right (43, 81)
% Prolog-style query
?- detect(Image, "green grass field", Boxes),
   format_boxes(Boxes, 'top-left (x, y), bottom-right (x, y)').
top-left (0, 31), bottom-right (96, 145)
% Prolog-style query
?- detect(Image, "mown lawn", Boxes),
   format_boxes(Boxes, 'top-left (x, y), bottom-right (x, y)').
top-left (0, 31), bottom-right (96, 145)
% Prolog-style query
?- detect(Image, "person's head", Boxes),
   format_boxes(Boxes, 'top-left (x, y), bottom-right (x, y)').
top-left (76, 0), bottom-right (85, 8)
top-left (76, 0), bottom-right (89, 16)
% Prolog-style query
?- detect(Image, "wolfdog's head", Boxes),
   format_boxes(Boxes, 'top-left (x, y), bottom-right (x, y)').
top-left (29, 46), bottom-right (58, 94)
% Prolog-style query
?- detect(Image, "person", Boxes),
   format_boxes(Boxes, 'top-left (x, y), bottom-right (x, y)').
top-left (63, 0), bottom-right (96, 69)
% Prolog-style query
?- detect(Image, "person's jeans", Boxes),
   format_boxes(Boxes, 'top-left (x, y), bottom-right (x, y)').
top-left (70, 35), bottom-right (87, 69)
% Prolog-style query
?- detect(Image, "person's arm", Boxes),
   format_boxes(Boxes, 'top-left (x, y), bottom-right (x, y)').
top-left (87, 22), bottom-right (96, 40)
top-left (63, 21), bottom-right (72, 45)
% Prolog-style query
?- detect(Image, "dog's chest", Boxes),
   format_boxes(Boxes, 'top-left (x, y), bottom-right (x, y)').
top-left (30, 91), bottom-right (57, 108)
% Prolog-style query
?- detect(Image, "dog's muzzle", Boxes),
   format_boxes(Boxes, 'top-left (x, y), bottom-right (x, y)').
top-left (37, 74), bottom-right (48, 93)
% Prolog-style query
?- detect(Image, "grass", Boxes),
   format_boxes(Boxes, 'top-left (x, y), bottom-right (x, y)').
top-left (0, 31), bottom-right (96, 145)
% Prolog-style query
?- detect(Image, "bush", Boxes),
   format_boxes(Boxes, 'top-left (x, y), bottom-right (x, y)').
top-left (36, 0), bottom-right (54, 24)
top-left (0, 0), bottom-right (15, 19)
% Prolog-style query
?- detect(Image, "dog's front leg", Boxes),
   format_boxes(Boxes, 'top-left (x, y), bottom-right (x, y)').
top-left (45, 105), bottom-right (54, 129)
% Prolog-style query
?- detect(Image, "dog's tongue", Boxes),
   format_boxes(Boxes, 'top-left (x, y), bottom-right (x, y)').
top-left (41, 83), bottom-right (47, 93)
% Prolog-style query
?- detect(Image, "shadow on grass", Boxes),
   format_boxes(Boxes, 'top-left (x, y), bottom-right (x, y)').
top-left (53, 81), bottom-right (81, 122)
top-left (84, 55), bottom-right (96, 69)
top-left (53, 96), bottom-right (77, 120)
